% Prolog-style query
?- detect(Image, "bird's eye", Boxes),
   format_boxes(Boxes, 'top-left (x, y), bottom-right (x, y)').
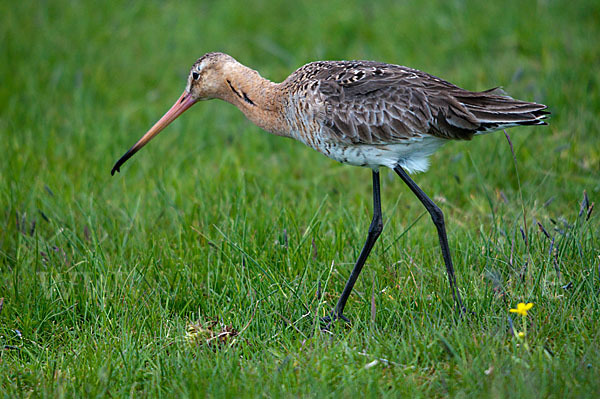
top-left (192, 72), bottom-right (199, 80)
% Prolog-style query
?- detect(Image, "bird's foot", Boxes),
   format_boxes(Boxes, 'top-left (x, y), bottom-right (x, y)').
top-left (319, 311), bottom-right (351, 331)
top-left (455, 303), bottom-right (475, 321)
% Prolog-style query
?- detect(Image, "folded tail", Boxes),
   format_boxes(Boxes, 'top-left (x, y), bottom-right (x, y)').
top-left (455, 87), bottom-right (549, 133)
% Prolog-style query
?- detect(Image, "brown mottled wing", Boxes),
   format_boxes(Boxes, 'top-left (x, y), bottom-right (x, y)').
top-left (313, 62), bottom-right (547, 145)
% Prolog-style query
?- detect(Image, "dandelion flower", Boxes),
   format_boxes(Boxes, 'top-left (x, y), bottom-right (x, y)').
top-left (510, 302), bottom-right (533, 316)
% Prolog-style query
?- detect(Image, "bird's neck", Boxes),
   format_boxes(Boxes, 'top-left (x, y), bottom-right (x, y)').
top-left (218, 63), bottom-right (290, 137)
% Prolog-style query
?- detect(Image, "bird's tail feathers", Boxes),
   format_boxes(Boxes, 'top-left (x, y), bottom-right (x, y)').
top-left (455, 87), bottom-right (549, 133)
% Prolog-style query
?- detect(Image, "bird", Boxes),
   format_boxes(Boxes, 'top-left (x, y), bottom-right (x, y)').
top-left (111, 52), bottom-right (549, 324)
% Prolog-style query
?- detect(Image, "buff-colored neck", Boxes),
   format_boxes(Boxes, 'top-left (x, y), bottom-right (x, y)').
top-left (216, 62), bottom-right (290, 137)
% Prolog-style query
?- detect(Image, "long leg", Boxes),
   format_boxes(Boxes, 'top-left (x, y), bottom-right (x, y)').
top-left (393, 165), bottom-right (465, 313)
top-left (328, 169), bottom-right (383, 323)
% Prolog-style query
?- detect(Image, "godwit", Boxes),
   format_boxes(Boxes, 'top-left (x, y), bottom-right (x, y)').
top-left (112, 52), bottom-right (548, 323)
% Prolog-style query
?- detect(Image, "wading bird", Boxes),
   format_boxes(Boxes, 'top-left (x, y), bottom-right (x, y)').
top-left (112, 52), bottom-right (548, 324)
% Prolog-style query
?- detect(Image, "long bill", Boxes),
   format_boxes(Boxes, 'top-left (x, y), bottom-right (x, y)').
top-left (111, 91), bottom-right (197, 175)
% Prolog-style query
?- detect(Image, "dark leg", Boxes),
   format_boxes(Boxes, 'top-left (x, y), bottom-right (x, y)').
top-left (393, 165), bottom-right (465, 313)
top-left (324, 170), bottom-right (383, 325)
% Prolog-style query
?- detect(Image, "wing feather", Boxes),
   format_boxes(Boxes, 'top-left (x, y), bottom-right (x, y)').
top-left (284, 60), bottom-right (548, 145)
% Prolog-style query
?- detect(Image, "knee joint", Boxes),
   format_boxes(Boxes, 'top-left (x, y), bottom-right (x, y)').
top-left (369, 216), bottom-right (383, 235)
top-left (430, 206), bottom-right (444, 225)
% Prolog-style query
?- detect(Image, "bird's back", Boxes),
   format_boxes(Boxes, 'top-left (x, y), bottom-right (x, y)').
top-left (279, 59), bottom-right (548, 171)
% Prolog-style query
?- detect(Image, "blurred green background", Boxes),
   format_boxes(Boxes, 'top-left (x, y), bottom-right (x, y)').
top-left (1, 0), bottom-right (599, 396)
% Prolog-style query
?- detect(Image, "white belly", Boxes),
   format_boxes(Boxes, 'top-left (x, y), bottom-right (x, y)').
top-left (315, 134), bottom-right (447, 174)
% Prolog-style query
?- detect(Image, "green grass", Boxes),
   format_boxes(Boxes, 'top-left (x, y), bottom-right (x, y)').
top-left (2, 0), bottom-right (599, 396)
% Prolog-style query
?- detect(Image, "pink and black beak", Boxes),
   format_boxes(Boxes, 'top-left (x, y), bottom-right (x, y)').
top-left (111, 91), bottom-right (197, 175)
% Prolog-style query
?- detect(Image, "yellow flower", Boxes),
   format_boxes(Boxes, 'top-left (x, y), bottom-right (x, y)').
top-left (510, 302), bottom-right (533, 316)
top-left (517, 332), bottom-right (525, 338)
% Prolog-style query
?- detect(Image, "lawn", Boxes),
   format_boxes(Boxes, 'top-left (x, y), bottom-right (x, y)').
top-left (1, 0), bottom-right (599, 397)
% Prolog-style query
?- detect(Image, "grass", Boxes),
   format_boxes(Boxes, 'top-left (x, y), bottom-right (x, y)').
top-left (1, 0), bottom-right (599, 396)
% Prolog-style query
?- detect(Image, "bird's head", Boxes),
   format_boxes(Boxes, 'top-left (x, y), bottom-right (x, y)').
top-left (186, 52), bottom-right (238, 100)
top-left (110, 52), bottom-right (237, 175)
